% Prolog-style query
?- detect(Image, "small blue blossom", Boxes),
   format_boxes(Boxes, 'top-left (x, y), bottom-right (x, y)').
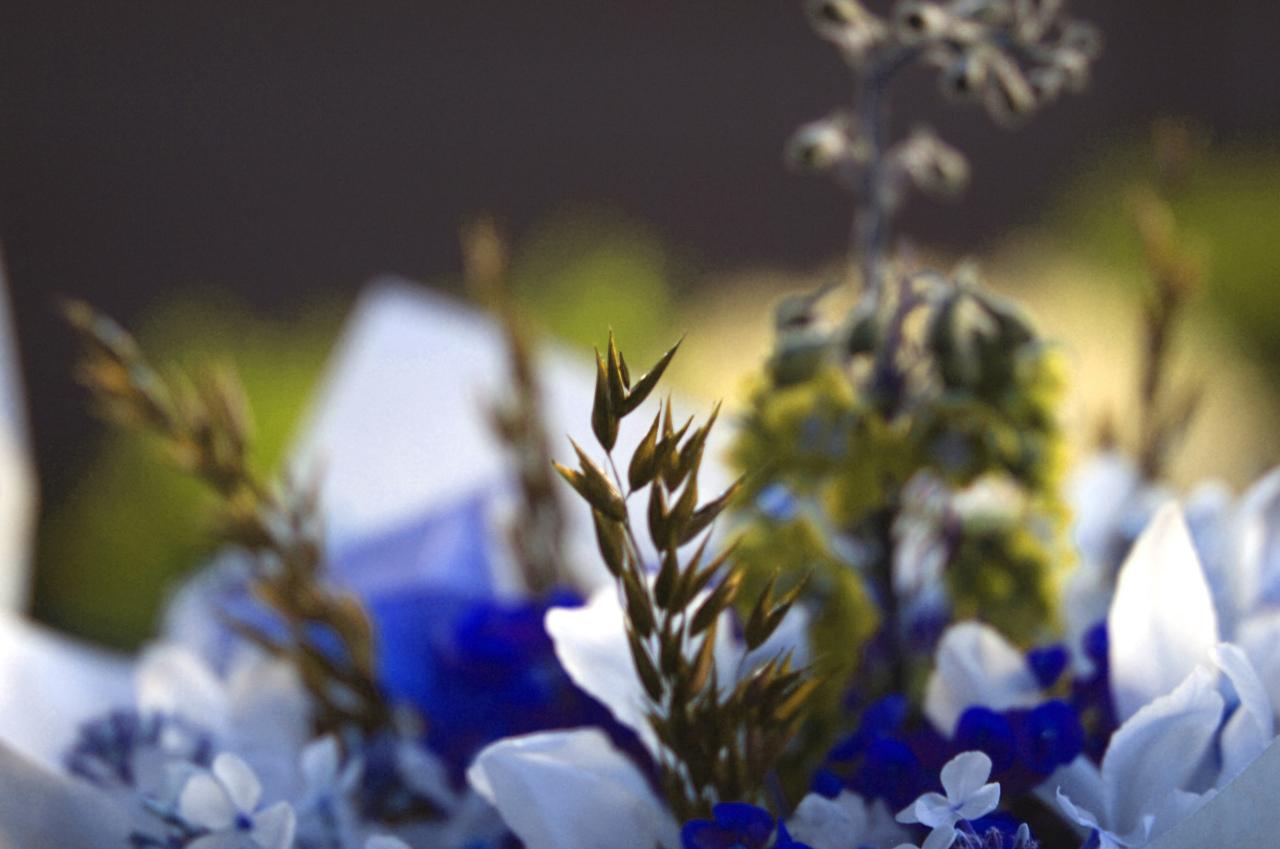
top-left (65, 710), bottom-right (213, 790)
top-left (1069, 623), bottom-right (1118, 762)
top-left (954, 701), bottom-right (1083, 794)
top-left (1024, 645), bottom-right (1068, 690)
top-left (954, 709), bottom-right (1017, 774)
top-left (757, 483), bottom-right (800, 523)
top-left (682, 803), bottom-right (787, 849)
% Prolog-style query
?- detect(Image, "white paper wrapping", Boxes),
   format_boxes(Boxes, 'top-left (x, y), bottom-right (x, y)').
top-left (0, 255), bottom-right (35, 611)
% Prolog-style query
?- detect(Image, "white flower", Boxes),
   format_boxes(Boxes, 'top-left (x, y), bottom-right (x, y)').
top-left (468, 729), bottom-right (679, 849)
top-left (293, 736), bottom-right (362, 849)
top-left (178, 753), bottom-right (296, 849)
top-left (136, 644), bottom-right (311, 799)
top-left (365, 837), bottom-right (411, 849)
top-left (787, 790), bottom-right (910, 849)
top-left (1054, 667), bottom-right (1222, 849)
top-left (897, 751), bottom-right (1000, 849)
top-left (1106, 504), bottom-right (1219, 723)
top-left (0, 740), bottom-right (131, 849)
top-left (923, 621), bottom-right (1042, 735)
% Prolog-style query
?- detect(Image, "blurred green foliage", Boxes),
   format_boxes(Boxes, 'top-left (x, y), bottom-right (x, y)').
top-left (1050, 140), bottom-right (1280, 365)
top-left (510, 207), bottom-right (679, 366)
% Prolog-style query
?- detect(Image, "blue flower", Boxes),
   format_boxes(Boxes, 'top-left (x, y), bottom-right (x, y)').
top-left (757, 483), bottom-right (801, 522)
top-left (1017, 700), bottom-right (1083, 775)
top-left (1024, 645), bottom-right (1068, 689)
top-left (954, 701), bottom-right (1083, 794)
top-left (369, 586), bottom-right (629, 781)
top-left (65, 710), bottom-right (213, 789)
top-left (1069, 623), bottom-right (1117, 762)
top-left (954, 709), bottom-right (1016, 773)
top-left (682, 803), bottom-right (786, 849)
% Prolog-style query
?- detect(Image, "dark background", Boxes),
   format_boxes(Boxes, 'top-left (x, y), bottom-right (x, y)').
top-left (2, 0), bottom-right (1279, 503)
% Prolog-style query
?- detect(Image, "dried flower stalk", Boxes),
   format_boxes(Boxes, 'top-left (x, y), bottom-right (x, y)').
top-left (64, 301), bottom-right (391, 738)
top-left (463, 217), bottom-right (568, 595)
top-left (556, 333), bottom-right (816, 820)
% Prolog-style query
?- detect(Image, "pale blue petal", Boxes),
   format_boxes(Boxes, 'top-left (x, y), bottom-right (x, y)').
top-left (468, 729), bottom-right (679, 849)
top-left (1108, 504), bottom-right (1218, 722)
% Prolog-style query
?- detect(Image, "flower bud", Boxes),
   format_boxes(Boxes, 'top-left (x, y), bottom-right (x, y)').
top-left (786, 117), bottom-right (852, 175)
top-left (1052, 47), bottom-right (1090, 91)
top-left (894, 2), bottom-right (952, 44)
top-left (940, 51), bottom-right (989, 101)
top-left (983, 54), bottom-right (1036, 123)
top-left (805, 0), bottom-right (885, 63)
top-left (842, 299), bottom-right (881, 357)
top-left (895, 128), bottom-right (970, 198)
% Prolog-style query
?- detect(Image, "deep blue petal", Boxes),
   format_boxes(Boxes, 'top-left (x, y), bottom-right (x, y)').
top-left (855, 738), bottom-right (927, 808)
top-left (713, 802), bottom-right (775, 849)
top-left (1082, 623), bottom-right (1108, 669)
top-left (810, 768), bottom-right (844, 799)
top-left (1019, 700), bottom-right (1084, 774)
top-left (1026, 645), bottom-right (1068, 689)
top-left (955, 707), bottom-right (1017, 772)
top-left (681, 821), bottom-right (734, 849)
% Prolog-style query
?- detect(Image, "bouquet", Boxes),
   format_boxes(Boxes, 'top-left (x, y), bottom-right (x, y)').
top-left (1, 2), bottom-right (1277, 848)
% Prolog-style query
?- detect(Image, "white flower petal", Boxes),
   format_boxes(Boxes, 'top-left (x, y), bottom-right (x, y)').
top-left (186, 835), bottom-right (245, 849)
top-left (923, 622), bottom-right (1040, 735)
top-left (1054, 785), bottom-right (1105, 835)
top-left (366, 838), bottom-right (412, 849)
top-left (1237, 612), bottom-right (1280, 719)
top-left (468, 729), bottom-right (679, 849)
top-left (1213, 643), bottom-right (1276, 784)
top-left (1100, 666), bottom-right (1223, 837)
top-left (0, 740), bottom-right (131, 849)
top-left (545, 589), bottom-right (656, 752)
top-left (300, 736), bottom-right (341, 791)
top-left (136, 645), bottom-right (230, 735)
top-left (1230, 466), bottom-right (1280, 618)
top-left (940, 751), bottom-right (993, 803)
top-left (180, 771), bottom-right (238, 831)
top-left (1066, 451), bottom-right (1142, 570)
top-left (251, 801), bottom-right (297, 849)
top-left (920, 822), bottom-right (957, 849)
top-left (1043, 756), bottom-right (1105, 827)
top-left (901, 792), bottom-right (948, 828)
top-left (1108, 503), bottom-right (1218, 722)
top-left (955, 783), bottom-right (999, 821)
top-left (212, 753), bottom-right (262, 813)
top-left (0, 612), bottom-right (132, 769)
top-left (789, 792), bottom-right (868, 849)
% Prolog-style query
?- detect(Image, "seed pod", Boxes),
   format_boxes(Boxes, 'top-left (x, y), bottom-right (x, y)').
top-left (786, 118), bottom-right (851, 175)
top-left (803, 0), bottom-right (884, 63)
top-left (894, 1), bottom-right (951, 43)
top-left (690, 571), bottom-right (741, 636)
top-left (626, 627), bottom-right (664, 702)
top-left (628, 409), bottom-right (663, 490)
top-left (940, 51), bottom-right (988, 102)
top-left (592, 509), bottom-right (628, 577)
top-left (622, 339), bottom-right (682, 415)
top-left (592, 349), bottom-right (619, 450)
